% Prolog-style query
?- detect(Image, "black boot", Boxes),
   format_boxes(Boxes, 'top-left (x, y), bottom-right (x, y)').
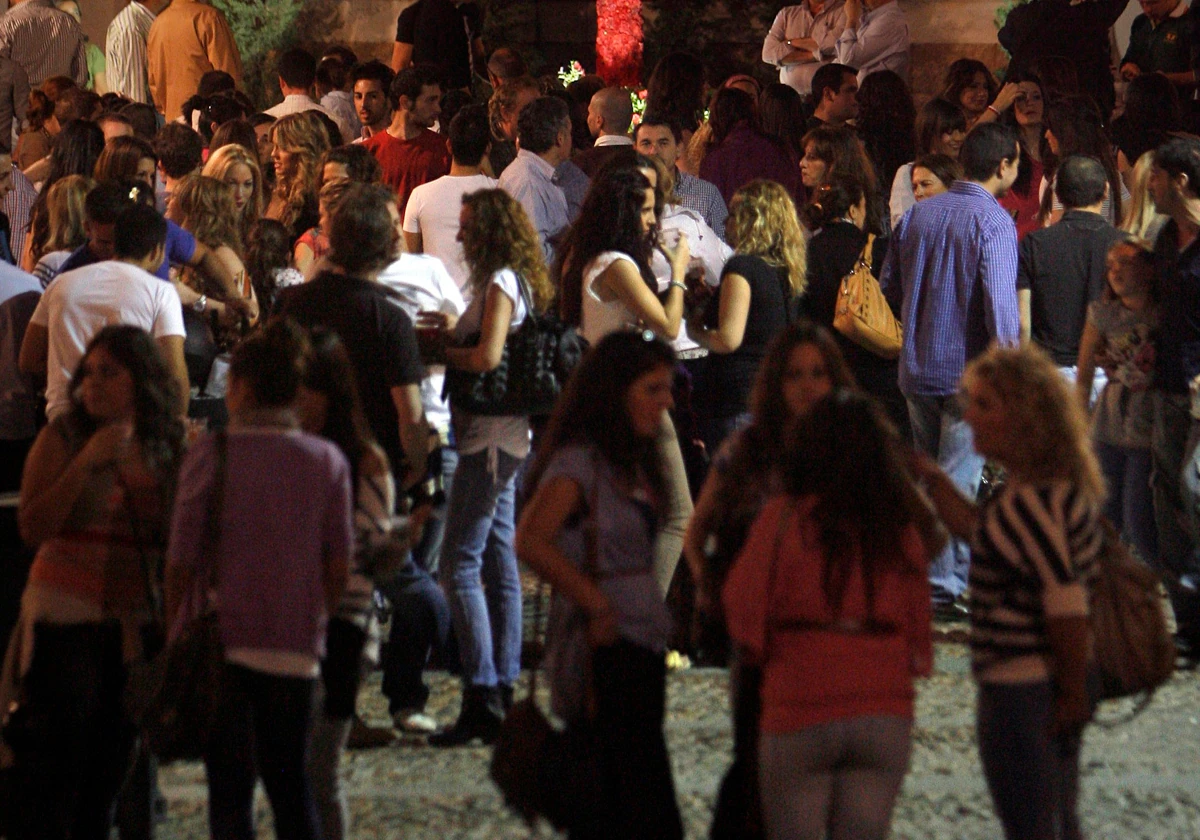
top-left (428, 685), bottom-right (504, 747)
top-left (498, 683), bottom-right (515, 714)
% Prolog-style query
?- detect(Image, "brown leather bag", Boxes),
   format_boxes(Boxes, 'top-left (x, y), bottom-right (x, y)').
top-left (832, 234), bottom-right (903, 359)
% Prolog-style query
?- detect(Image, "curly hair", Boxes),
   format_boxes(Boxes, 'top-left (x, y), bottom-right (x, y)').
top-left (726, 180), bottom-right (808, 295)
top-left (460, 189), bottom-right (552, 311)
top-left (556, 167), bottom-right (657, 326)
top-left (245, 219), bottom-right (293, 313)
top-left (202, 143), bottom-right (264, 245)
top-left (38, 174), bottom-right (92, 261)
top-left (964, 344), bottom-right (1105, 503)
top-left (170, 174), bottom-right (242, 255)
top-left (270, 112), bottom-right (329, 234)
top-left (66, 325), bottom-right (185, 476)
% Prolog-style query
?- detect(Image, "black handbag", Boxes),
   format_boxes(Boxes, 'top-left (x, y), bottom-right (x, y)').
top-left (444, 274), bottom-right (587, 416)
top-left (124, 432), bottom-right (228, 762)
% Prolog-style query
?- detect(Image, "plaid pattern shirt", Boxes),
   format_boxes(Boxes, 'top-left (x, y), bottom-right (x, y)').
top-left (880, 181), bottom-right (1021, 396)
top-left (0, 0), bottom-right (86, 86)
top-left (673, 171), bottom-right (728, 241)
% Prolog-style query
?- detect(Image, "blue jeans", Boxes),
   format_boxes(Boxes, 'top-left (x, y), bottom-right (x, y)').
top-left (976, 680), bottom-right (1085, 840)
top-left (411, 446), bottom-right (458, 577)
top-left (380, 560), bottom-right (451, 713)
top-left (1095, 441), bottom-right (1157, 565)
top-left (204, 664), bottom-right (320, 840)
top-left (440, 447), bottom-right (523, 688)
top-left (906, 393), bottom-right (984, 602)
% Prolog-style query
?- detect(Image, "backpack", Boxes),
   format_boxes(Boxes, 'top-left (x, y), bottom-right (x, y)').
top-left (1089, 520), bottom-right (1175, 702)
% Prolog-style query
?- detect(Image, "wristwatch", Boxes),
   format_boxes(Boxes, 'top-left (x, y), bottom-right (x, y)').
top-left (193, 294), bottom-right (207, 313)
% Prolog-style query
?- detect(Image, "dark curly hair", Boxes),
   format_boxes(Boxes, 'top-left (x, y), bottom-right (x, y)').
top-left (66, 325), bottom-right (185, 474)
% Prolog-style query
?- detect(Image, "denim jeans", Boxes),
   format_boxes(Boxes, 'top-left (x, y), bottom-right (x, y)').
top-left (6, 621), bottom-right (137, 840)
top-left (306, 680), bottom-right (354, 840)
top-left (204, 663), bottom-right (320, 840)
top-left (906, 392), bottom-right (984, 602)
top-left (976, 680), bottom-right (1084, 840)
top-left (380, 559), bottom-right (451, 713)
top-left (440, 447), bottom-right (523, 688)
top-left (759, 716), bottom-right (911, 840)
top-left (411, 446), bottom-right (459, 577)
top-left (1095, 442), bottom-right (1157, 565)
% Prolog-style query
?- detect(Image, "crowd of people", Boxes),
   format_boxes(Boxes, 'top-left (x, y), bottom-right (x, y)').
top-left (0, 0), bottom-right (1198, 838)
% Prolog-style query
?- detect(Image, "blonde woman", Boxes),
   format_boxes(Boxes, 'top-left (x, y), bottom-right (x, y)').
top-left (424, 188), bottom-right (554, 746)
top-left (266, 112), bottom-right (330, 244)
top-left (202, 143), bottom-right (265, 248)
top-left (31, 174), bottom-right (92, 287)
top-left (913, 344), bottom-right (1105, 840)
top-left (165, 175), bottom-right (260, 326)
top-left (1120, 150), bottom-right (1169, 244)
top-left (688, 178), bottom-right (807, 453)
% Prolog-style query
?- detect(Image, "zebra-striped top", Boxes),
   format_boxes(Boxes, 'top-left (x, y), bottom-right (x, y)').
top-left (968, 480), bottom-right (1102, 681)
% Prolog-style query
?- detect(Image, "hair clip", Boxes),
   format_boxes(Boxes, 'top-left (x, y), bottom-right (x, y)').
top-left (128, 185), bottom-right (142, 201)
top-left (641, 329), bottom-right (655, 342)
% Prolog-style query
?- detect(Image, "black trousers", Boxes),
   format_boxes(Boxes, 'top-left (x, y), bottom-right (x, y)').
top-left (572, 640), bottom-right (683, 840)
top-left (6, 621), bottom-right (138, 840)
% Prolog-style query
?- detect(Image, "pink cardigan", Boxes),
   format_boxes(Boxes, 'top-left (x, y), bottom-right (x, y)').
top-left (723, 495), bottom-right (933, 733)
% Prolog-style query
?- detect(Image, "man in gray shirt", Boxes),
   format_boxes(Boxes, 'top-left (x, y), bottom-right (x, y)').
top-left (498, 96), bottom-right (572, 265)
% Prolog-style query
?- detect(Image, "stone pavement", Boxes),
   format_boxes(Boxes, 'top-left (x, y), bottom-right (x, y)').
top-left (157, 644), bottom-right (1200, 839)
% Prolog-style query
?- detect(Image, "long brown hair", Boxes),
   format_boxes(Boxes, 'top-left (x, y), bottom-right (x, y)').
top-left (170, 174), bottom-right (243, 256)
top-left (270, 112), bottom-right (329, 233)
top-left (460, 189), bottom-right (553, 311)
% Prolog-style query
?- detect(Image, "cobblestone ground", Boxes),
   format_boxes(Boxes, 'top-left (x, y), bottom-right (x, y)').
top-left (155, 642), bottom-right (1200, 839)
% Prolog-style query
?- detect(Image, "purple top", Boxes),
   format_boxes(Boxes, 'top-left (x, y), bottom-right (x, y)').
top-left (167, 428), bottom-right (353, 658)
top-left (699, 124), bottom-right (801, 207)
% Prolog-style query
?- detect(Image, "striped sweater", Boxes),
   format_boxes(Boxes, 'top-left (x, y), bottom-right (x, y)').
top-left (968, 480), bottom-right (1102, 681)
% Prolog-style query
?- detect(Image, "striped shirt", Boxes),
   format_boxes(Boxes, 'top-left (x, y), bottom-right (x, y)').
top-left (880, 181), bottom-right (1021, 396)
top-left (4, 164), bottom-right (35, 262)
top-left (0, 0), bottom-right (86, 86)
top-left (105, 0), bottom-right (156, 105)
top-left (674, 170), bottom-right (728, 241)
top-left (969, 481), bottom-right (1102, 680)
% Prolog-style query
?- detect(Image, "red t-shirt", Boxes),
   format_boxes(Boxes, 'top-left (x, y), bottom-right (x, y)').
top-left (364, 128), bottom-right (451, 213)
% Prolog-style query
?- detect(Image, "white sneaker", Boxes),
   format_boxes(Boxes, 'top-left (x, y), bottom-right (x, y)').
top-left (393, 710), bottom-right (439, 733)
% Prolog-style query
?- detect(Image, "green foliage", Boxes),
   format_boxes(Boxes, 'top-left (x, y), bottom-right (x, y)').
top-left (211, 0), bottom-right (308, 109)
top-left (642, 0), bottom-right (780, 83)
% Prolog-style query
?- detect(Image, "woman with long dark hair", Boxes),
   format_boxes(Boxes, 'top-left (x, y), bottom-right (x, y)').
top-left (993, 70), bottom-right (1048, 239)
top-left (556, 165), bottom-right (694, 597)
top-left (725, 390), bottom-right (938, 840)
top-left (21, 119), bottom-right (105, 272)
top-left (799, 125), bottom-right (882, 233)
top-left (517, 331), bottom-right (685, 840)
top-left (699, 87), bottom-right (801, 205)
top-left (855, 70), bottom-right (916, 212)
top-left (3, 326), bottom-right (184, 839)
top-left (941, 58), bottom-right (998, 130)
top-left (889, 98), bottom-right (966, 227)
top-left (1038, 95), bottom-right (1127, 227)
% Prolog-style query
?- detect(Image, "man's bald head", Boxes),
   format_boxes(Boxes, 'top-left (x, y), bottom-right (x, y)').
top-left (587, 87), bottom-right (633, 138)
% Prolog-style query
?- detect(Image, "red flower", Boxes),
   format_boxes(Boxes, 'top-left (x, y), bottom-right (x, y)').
top-left (596, 0), bottom-right (642, 87)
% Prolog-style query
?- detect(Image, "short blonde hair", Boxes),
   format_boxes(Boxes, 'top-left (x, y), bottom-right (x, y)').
top-left (964, 344), bottom-right (1105, 503)
top-left (726, 179), bottom-right (808, 295)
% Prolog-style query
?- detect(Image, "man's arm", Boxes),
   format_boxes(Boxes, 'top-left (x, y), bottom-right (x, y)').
top-left (404, 231), bottom-right (422, 254)
top-left (12, 60), bottom-right (28, 129)
top-left (763, 8), bottom-right (817, 65)
top-left (203, 11), bottom-right (243, 84)
top-left (390, 383), bottom-right (429, 489)
top-left (836, 0), bottom-right (908, 72)
top-left (391, 41), bottom-right (413, 74)
top-left (18, 321), bottom-right (48, 377)
top-left (1016, 236), bottom-right (1035, 344)
top-left (71, 36), bottom-right (88, 87)
top-left (979, 224), bottom-right (1022, 346)
top-left (155, 334), bottom-right (189, 416)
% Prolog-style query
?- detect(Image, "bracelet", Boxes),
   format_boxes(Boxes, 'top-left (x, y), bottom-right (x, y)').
top-left (986, 105), bottom-right (1001, 116)
top-left (192, 294), bottom-right (207, 313)
top-left (668, 281), bottom-right (687, 293)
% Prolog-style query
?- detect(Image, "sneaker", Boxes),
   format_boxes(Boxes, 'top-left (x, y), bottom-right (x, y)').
top-left (393, 709), bottom-right (439, 734)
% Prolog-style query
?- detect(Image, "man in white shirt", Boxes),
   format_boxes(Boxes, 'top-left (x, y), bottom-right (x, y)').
top-left (404, 104), bottom-right (497, 297)
top-left (264, 47), bottom-right (353, 144)
top-left (498, 96), bottom-right (571, 265)
top-left (835, 0), bottom-right (910, 83)
top-left (762, 0), bottom-right (848, 96)
top-left (19, 203), bottom-right (187, 419)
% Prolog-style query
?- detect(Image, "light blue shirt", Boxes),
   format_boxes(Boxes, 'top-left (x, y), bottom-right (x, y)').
top-left (499, 149), bottom-right (569, 266)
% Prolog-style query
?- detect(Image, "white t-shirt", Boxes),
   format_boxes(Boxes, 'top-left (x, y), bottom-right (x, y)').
top-left (377, 253), bottom-right (467, 436)
top-left (403, 173), bottom-right (499, 298)
top-left (450, 267), bottom-right (530, 458)
top-left (581, 251), bottom-right (640, 346)
top-left (31, 260), bottom-right (185, 420)
top-left (652, 205), bottom-right (733, 354)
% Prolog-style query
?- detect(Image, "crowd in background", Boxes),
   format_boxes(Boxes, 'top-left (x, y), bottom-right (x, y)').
top-left (0, 0), bottom-right (1198, 839)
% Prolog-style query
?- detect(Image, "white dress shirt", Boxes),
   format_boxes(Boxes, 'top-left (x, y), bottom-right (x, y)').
top-left (762, 2), bottom-right (848, 95)
top-left (835, 1), bottom-right (910, 83)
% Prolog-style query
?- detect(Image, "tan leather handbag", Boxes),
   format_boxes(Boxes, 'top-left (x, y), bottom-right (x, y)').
top-left (832, 234), bottom-right (903, 359)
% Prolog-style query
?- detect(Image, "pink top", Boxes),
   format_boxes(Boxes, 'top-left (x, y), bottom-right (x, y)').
top-left (723, 495), bottom-right (933, 733)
